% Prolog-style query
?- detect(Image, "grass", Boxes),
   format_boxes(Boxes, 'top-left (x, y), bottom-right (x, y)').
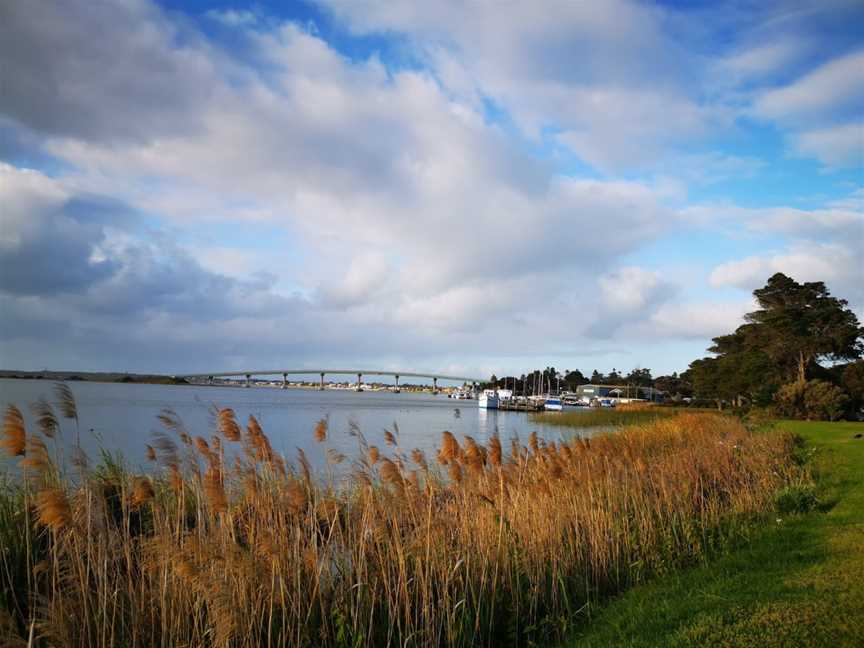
top-left (564, 419), bottom-right (864, 647)
top-left (0, 388), bottom-right (803, 647)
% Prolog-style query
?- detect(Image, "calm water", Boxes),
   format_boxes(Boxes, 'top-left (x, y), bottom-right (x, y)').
top-left (0, 379), bottom-right (586, 473)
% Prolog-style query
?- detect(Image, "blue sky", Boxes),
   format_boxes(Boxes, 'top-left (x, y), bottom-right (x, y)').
top-left (0, 0), bottom-right (862, 380)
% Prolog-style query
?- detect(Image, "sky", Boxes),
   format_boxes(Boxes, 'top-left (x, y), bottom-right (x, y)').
top-left (0, 0), bottom-right (862, 381)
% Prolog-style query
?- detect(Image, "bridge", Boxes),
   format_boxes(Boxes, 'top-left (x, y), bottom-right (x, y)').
top-left (174, 369), bottom-right (486, 394)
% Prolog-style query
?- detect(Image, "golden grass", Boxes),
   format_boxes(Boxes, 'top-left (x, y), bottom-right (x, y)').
top-left (0, 389), bottom-right (803, 647)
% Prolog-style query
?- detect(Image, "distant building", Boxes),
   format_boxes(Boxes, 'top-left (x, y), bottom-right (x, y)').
top-left (574, 384), bottom-right (663, 403)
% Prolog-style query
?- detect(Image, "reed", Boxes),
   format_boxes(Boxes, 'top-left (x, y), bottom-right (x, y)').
top-left (0, 388), bottom-right (802, 647)
top-left (531, 406), bottom-right (693, 429)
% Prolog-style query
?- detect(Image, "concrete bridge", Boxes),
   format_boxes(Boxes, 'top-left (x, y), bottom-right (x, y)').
top-left (174, 369), bottom-right (485, 394)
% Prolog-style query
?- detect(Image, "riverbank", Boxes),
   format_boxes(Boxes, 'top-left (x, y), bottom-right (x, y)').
top-left (565, 419), bottom-right (864, 647)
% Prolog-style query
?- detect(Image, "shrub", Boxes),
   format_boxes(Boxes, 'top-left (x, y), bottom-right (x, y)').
top-left (775, 483), bottom-right (819, 514)
top-left (774, 380), bottom-right (849, 421)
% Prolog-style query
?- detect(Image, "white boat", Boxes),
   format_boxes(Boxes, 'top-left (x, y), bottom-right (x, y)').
top-left (478, 389), bottom-right (499, 409)
top-left (544, 397), bottom-right (563, 411)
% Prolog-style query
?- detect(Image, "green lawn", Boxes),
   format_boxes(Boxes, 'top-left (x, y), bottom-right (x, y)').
top-left (566, 420), bottom-right (864, 647)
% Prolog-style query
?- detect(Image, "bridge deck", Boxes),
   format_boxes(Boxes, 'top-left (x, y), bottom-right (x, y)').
top-left (176, 369), bottom-right (483, 383)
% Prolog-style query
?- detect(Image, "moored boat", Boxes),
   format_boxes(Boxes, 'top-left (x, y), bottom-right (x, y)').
top-left (478, 389), bottom-right (499, 409)
top-left (544, 397), bottom-right (563, 411)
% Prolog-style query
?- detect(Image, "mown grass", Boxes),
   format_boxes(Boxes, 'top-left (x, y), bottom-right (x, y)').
top-left (564, 419), bottom-right (864, 647)
top-left (0, 388), bottom-right (804, 647)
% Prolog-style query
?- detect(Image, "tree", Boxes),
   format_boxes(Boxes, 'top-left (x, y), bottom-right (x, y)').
top-left (654, 373), bottom-right (692, 399)
top-left (625, 367), bottom-right (653, 387)
top-left (688, 273), bottom-right (863, 408)
top-left (841, 360), bottom-right (864, 417)
top-left (563, 369), bottom-right (588, 390)
top-left (746, 273), bottom-right (863, 384)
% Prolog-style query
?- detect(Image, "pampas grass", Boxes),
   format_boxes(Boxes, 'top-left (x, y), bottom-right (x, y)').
top-left (0, 388), bottom-right (803, 647)
top-left (1, 405), bottom-right (26, 457)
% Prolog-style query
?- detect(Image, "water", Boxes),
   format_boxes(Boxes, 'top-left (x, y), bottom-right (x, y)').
top-left (0, 379), bottom-right (585, 473)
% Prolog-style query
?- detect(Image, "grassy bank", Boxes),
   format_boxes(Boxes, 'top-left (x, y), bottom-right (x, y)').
top-left (0, 394), bottom-right (801, 647)
top-left (565, 419), bottom-right (864, 647)
top-left (530, 406), bottom-right (716, 429)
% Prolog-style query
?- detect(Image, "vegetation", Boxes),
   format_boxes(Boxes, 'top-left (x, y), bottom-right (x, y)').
top-left (565, 419), bottom-right (864, 647)
top-left (0, 392), bottom-right (802, 647)
top-left (685, 273), bottom-right (863, 417)
top-left (530, 406), bottom-right (688, 429)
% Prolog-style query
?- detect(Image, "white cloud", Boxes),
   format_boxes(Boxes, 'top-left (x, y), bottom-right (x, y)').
top-left (650, 300), bottom-right (753, 339)
top-left (314, 0), bottom-right (718, 172)
top-left (754, 50), bottom-right (864, 124)
top-left (792, 122), bottom-right (864, 168)
top-left (205, 9), bottom-right (258, 27)
top-left (717, 39), bottom-right (807, 81)
top-left (709, 243), bottom-right (863, 305)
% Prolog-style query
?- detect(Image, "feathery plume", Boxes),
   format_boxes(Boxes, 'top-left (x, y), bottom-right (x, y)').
top-left (20, 437), bottom-right (50, 472)
top-left (53, 382), bottom-right (77, 422)
top-left (411, 448), bottom-right (428, 471)
top-left (438, 431), bottom-right (459, 465)
top-left (286, 479), bottom-right (306, 513)
top-left (30, 398), bottom-right (59, 439)
top-left (131, 476), bottom-right (155, 508)
top-left (314, 418), bottom-right (327, 443)
top-left (383, 429), bottom-right (397, 447)
top-left (296, 448), bottom-right (312, 486)
top-left (35, 488), bottom-right (71, 532)
top-left (448, 462), bottom-right (463, 484)
top-left (1, 405), bottom-right (25, 457)
top-left (379, 458), bottom-right (403, 488)
top-left (246, 414), bottom-right (263, 440)
top-left (326, 448), bottom-right (346, 465)
top-left (488, 435), bottom-right (502, 467)
top-left (368, 446), bottom-right (380, 465)
top-left (217, 408), bottom-right (241, 442)
top-left (203, 468), bottom-right (227, 514)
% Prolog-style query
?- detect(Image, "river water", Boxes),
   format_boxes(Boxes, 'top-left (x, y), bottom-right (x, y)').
top-left (0, 379), bottom-right (587, 473)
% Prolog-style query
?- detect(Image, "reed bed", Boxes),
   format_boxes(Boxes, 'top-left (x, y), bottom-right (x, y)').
top-left (0, 389), bottom-right (801, 647)
top-left (531, 406), bottom-right (680, 429)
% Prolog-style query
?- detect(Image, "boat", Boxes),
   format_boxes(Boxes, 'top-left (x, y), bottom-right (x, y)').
top-left (543, 397), bottom-right (563, 411)
top-left (478, 389), bottom-right (499, 409)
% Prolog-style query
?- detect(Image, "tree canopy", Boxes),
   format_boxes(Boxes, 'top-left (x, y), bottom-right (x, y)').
top-left (687, 273), bottom-right (863, 406)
